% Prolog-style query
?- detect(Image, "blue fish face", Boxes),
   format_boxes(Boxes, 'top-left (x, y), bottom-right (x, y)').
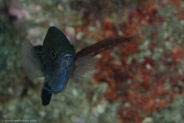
top-left (43, 53), bottom-right (74, 94)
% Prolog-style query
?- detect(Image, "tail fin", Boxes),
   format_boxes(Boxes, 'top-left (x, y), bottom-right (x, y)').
top-left (72, 56), bottom-right (95, 79)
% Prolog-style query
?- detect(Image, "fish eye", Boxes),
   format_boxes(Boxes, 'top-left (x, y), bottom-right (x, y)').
top-left (51, 50), bottom-right (57, 59)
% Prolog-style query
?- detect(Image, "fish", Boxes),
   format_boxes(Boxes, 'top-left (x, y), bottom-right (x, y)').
top-left (21, 26), bottom-right (141, 106)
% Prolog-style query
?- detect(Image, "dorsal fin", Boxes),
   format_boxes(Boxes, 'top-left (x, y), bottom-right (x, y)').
top-left (75, 35), bottom-right (143, 60)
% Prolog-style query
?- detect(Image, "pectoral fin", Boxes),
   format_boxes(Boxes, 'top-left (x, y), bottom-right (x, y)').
top-left (21, 40), bottom-right (44, 80)
top-left (72, 56), bottom-right (95, 79)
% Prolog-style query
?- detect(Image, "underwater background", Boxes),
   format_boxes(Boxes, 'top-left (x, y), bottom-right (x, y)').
top-left (1, 0), bottom-right (184, 123)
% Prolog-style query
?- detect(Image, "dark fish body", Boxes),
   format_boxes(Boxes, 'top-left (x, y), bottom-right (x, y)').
top-left (41, 27), bottom-right (75, 105)
top-left (22, 27), bottom-right (75, 105)
top-left (42, 27), bottom-right (75, 94)
top-left (21, 26), bottom-right (139, 106)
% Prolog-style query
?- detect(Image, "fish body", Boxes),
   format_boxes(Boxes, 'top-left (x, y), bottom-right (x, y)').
top-left (22, 27), bottom-right (75, 105)
top-left (21, 26), bottom-right (139, 106)
top-left (42, 27), bottom-right (75, 94)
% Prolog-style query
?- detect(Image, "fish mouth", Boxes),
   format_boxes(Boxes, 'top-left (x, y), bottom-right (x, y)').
top-left (45, 53), bottom-right (74, 94)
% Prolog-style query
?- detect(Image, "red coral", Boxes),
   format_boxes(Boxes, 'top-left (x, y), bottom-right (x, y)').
top-left (77, 1), bottom-right (184, 122)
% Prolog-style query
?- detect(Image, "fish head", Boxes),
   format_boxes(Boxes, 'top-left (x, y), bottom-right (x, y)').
top-left (42, 26), bottom-right (75, 94)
